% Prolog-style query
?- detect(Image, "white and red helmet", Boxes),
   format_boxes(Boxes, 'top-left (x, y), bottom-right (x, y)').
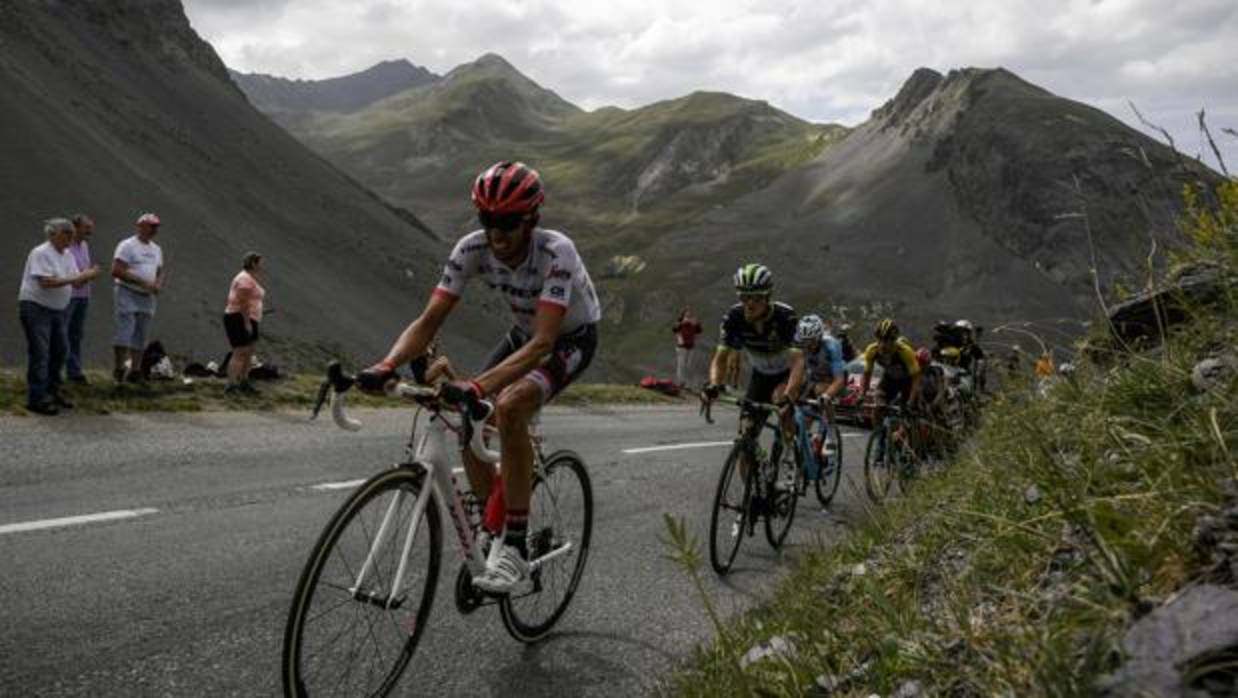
top-left (471, 162), bottom-right (544, 214)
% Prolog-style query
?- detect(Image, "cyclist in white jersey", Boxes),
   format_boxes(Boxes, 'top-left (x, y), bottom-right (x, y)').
top-left (356, 161), bottom-right (601, 593)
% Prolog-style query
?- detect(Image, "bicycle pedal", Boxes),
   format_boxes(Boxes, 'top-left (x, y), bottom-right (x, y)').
top-left (454, 564), bottom-right (487, 614)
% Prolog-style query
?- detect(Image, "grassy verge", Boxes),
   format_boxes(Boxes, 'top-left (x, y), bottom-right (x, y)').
top-left (666, 183), bottom-right (1237, 696)
top-left (0, 370), bottom-right (680, 416)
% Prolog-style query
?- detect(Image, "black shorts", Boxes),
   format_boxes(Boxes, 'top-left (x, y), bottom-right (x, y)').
top-left (745, 368), bottom-right (790, 405)
top-left (480, 324), bottom-right (598, 402)
top-left (223, 312), bottom-right (259, 348)
top-left (878, 376), bottom-right (912, 405)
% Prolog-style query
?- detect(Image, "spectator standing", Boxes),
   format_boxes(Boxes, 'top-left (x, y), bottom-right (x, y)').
top-left (18, 218), bottom-right (99, 415)
top-left (65, 214), bottom-right (96, 383)
top-left (671, 306), bottom-right (703, 386)
top-left (222, 252), bottom-right (266, 395)
top-left (111, 212), bottom-right (164, 383)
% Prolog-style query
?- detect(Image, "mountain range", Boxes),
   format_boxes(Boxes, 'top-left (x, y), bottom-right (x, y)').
top-left (235, 54), bottom-right (1220, 373)
top-left (0, 0), bottom-right (1220, 379)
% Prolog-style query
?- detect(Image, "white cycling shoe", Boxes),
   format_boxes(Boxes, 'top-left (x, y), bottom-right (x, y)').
top-left (474, 543), bottom-right (530, 594)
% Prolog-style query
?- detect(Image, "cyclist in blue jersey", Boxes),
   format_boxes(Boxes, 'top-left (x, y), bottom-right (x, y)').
top-left (794, 314), bottom-right (846, 424)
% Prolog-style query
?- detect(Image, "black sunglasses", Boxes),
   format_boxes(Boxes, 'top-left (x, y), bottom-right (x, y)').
top-left (478, 211), bottom-right (527, 232)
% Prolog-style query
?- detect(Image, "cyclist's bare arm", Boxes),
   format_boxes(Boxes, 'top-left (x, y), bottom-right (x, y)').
top-left (708, 347), bottom-right (731, 386)
top-left (784, 350), bottom-right (806, 400)
top-left (475, 303), bottom-right (564, 395)
top-left (382, 292), bottom-right (457, 369)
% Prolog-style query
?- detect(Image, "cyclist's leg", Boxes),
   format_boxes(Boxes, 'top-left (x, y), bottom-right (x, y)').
top-left (463, 329), bottom-right (522, 503)
top-left (478, 326), bottom-right (597, 592)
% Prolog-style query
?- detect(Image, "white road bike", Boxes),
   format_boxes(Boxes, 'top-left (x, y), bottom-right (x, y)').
top-left (282, 362), bottom-right (593, 697)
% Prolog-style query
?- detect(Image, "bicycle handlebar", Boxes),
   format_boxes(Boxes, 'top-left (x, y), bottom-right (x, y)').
top-left (312, 361), bottom-right (501, 464)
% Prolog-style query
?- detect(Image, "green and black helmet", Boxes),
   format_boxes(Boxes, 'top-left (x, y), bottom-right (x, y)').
top-left (733, 263), bottom-right (773, 294)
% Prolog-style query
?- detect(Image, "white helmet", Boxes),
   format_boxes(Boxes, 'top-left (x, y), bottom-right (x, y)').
top-left (955, 319), bottom-right (975, 332)
top-left (795, 314), bottom-right (827, 345)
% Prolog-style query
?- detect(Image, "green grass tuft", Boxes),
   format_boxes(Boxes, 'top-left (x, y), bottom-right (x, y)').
top-left (0, 371), bottom-right (679, 416)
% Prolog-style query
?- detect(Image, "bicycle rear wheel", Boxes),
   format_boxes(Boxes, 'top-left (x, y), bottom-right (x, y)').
top-left (894, 425), bottom-right (921, 493)
top-left (283, 466), bottom-right (441, 698)
top-left (709, 443), bottom-right (752, 575)
top-left (814, 420), bottom-right (844, 507)
top-left (500, 450), bottom-right (593, 643)
top-left (764, 439), bottom-right (798, 549)
top-left (864, 427), bottom-right (894, 503)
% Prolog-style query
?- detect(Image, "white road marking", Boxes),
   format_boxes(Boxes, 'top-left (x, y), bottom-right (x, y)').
top-left (311, 479), bottom-right (367, 491)
top-left (622, 441), bottom-right (734, 454)
top-left (0, 508), bottom-right (159, 536)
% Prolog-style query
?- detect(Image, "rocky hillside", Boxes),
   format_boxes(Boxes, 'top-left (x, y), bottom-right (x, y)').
top-left (239, 58), bottom-right (1219, 379)
top-left (231, 59), bottom-right (439, 114)
top-left (590, 67), bottom-right (1218, 371)
top-left (0, 0), bottom-right (504, 370)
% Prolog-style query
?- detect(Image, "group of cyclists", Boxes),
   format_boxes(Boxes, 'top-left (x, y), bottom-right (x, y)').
top-left (699, 263), bottom-right (988, 467)
top-left (348, 159), bottom-right (987, 595)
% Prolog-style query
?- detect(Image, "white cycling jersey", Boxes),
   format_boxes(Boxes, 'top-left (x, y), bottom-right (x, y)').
top-left (434, 227), bottom-right (602, 335)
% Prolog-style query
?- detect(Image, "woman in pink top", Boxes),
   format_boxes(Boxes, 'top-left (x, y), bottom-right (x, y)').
top-left (223, 252), bottom-right (266, 394)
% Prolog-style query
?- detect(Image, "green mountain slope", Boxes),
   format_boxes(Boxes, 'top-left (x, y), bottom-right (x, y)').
top-left (237, 58), bottom-right (1219, 379)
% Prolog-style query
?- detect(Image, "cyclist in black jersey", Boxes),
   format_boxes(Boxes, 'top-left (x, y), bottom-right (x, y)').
top-left (703, 264), bottom-right (805, 460)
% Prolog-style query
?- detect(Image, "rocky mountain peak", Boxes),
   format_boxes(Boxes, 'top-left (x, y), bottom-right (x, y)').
top-left (871, 67), bottom-right (943, 124)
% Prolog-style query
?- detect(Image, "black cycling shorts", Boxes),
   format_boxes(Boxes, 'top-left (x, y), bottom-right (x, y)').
top-left (878, 376), bottom-right (912, 405)
top-left (745, 368), bottom-right (790, 405)
top-left (480, 324), bottom-right (598, 402)
top-left (223, 312), bottom-right (259, 348)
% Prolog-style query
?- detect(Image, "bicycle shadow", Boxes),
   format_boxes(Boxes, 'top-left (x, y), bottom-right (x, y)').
top-left (487, 629), bottom-right (674, 697)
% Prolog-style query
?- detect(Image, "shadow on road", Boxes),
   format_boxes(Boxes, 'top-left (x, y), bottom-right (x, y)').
top-left (490, 629), bottom-right (676, 696)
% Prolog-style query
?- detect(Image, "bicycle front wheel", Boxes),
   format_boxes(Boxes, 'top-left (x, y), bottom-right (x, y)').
top-left (863, 427), bottom-right (894, 503)
top-left (500, 450), bottom-right (594, 643)
top-left (764, 440), bottom-right (798, 549)
top-left (283, 466), bottom-right (441, 698)
top-left (709, 443), bottom-right (752, 575)
top-left (814, 421), bottom-right (844, 507)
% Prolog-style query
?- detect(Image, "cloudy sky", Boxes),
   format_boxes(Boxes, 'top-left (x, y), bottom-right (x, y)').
top-left (183, 0), bottom-right (1237, 169)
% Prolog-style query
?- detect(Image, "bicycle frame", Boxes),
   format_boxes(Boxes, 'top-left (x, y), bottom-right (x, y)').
top-left (338, 391), bottom-right (574, 609)
top-left (791, 401), bottom-right (831, 480)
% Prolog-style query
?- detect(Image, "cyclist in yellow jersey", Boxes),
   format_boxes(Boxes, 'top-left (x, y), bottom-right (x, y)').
top-left (860, 319), bottom-right (922, 462)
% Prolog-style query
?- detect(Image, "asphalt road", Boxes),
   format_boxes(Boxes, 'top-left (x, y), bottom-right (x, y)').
top-left (0, 403), bottom-right (872, 697)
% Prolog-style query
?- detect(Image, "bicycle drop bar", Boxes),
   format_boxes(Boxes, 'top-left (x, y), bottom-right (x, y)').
top-left (314, 361), bottom-right (501, 463)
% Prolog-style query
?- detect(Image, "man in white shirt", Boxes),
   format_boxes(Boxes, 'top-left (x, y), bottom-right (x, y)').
top-left (18, 218), bottom-right (99, 415)
top-left (111, 212), bottom-right (164, 383)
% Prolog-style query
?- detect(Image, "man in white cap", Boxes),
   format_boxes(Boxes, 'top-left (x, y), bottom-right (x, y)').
top-left (111, 212), bottom-right (164, 383)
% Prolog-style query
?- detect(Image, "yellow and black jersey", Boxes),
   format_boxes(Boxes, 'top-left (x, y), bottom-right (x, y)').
top-left (862, 339), bottom-right (920, 382)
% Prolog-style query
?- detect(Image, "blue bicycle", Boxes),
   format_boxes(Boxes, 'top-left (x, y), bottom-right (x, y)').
top-left (788, 397), bottom-right (844, 507)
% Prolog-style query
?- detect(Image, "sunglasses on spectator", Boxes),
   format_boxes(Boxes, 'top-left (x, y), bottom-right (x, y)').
top-left (478, 211), bottom-right (528, 232)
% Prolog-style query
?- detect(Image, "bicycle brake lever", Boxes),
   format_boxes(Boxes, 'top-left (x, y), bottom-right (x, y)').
top-left (310, 378), bottom-right (331, 420)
